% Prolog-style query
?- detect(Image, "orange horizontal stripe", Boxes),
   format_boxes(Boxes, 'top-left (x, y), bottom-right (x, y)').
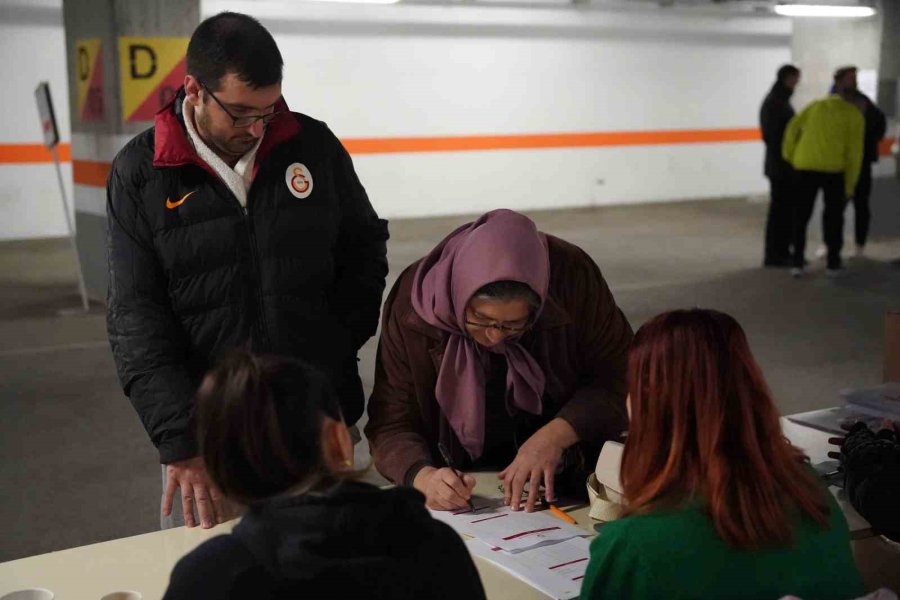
top-left (23, 128), bottom-right (900, 187)
top-left (0, 143), bottom-right (71, 163)
top-left (342, 128), bottom-right (762, 154)
top-left (1, 130), bottom-right (894, 171)
top-left (72, 159), bottom-right (111, 187)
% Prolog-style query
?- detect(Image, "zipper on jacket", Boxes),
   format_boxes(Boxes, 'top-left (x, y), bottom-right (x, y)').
top-left (210, 176), bottom-right (272, 352)
top-left (240, 201), bottom-right (273, 351)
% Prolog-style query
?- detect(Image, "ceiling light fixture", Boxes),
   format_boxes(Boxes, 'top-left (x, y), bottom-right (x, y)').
top-left (774, 3), bottom-right (876, 17)
top-left (305, 0), bottom-right (400, 4)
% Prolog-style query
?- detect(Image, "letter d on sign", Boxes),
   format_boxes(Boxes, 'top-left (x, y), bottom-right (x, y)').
top-left (129, 44), bottom-right (157, 80)
top-left (77, 47), bottom-right (90, 81)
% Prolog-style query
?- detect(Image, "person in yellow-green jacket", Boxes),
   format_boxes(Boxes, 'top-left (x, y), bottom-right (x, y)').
top-left (782, 66), bottom-right (865, 276)
top-left (579, 309), bottom-right (865, 600)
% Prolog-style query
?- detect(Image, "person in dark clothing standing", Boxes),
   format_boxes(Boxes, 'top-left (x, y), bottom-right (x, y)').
top-left (106, 13), bottom-right (389, 530)
top-left (760, 64), bottom-right (801, 267)
top-left (847, 88), bottom-right (888, 257)
top-left (782, 66), bottom-right (864, 276)
top-left (162, 353), bottom-right (486, 600)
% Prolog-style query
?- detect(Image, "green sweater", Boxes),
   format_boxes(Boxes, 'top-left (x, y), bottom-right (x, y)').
top-left (580, 492), bottom-right (864, 600)
top-left (782, 95), bottom-right (865, 195)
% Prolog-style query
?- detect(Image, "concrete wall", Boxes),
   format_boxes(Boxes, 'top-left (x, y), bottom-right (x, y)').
top-left (212, 0), bottom-right (791, 219)
top-left (790, 11), bottom-right (882, 111)
top-left (0, 0), bottom-right (73, 240)
top-left (3, 0), bottom-right (793, 238)
top-left (790, 3), bottom-right (897, 179)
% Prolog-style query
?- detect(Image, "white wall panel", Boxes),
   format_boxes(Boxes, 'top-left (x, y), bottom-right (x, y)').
top-left (1, 0), bottom-right (793, 239)
top-left (0, 164), bottom-right (73, 240)
top-left (0, 1), bottom-right (72, 240)
top-left (351, 142), bottom-right (767, 219)
top-left (208, 1), bottom-right (790, 218)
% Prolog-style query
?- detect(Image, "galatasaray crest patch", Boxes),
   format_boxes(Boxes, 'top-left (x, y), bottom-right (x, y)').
top-left (285, 163), bottom-right (313, 199)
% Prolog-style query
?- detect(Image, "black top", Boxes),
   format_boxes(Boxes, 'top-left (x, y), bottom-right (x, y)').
top-left (841, 422), bottom-right (900, 541)
top-left (856, 92), bottom-right (888, 165)
top-left (471, 352), bottom-right (517, 470)
top-left (162, 481), bottom-right (487, 600)
top-left (760, 81), bottom-right (796, 179)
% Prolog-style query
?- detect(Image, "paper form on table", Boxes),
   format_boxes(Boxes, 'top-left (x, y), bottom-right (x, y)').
top-left (429, 497), bottom-right (589, 552)
top-left (466, 536), bottom-right (592, 600)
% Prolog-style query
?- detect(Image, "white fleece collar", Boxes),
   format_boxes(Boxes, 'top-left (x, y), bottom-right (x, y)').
top-left (182, 97), bottom-right (262, 208)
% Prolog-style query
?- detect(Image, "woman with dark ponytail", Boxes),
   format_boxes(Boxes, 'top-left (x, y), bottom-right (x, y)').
top-left (163, 352), bottom-right (485, 600)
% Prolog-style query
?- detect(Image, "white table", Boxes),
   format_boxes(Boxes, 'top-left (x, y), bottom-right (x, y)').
top-left (0, 416), bottom-right (874, 600)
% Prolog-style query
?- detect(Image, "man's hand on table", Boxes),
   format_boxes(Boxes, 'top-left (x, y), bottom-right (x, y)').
top-left (164, 456), bottom-right (234, 528)
top-left (413, 466), bottom-right (476, 511)
top-left (499, 418), bottom-right (578, 513)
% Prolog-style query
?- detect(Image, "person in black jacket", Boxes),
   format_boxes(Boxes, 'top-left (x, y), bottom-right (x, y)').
top-left (845, 81), bottom-right (888, 256)
top-left (106, 12), bottom-right (388, 530)
top-left (816, 68), bottom-right (888, 261)
top-left (760, 64), bottom-right (801, 267)
top-left (162, 353), bottom-right (487, 600)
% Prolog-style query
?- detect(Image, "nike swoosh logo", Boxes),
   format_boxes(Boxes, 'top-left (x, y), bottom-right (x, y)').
top-left (166, 190), bottom-right (196, 210)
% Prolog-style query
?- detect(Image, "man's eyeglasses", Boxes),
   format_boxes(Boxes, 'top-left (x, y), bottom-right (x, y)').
top-left (199, 81), bottom-right (284, 128)
top-left (464, 319), bottom-right (531, 335)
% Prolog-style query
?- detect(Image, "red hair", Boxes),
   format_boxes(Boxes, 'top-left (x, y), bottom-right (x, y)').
top-left (622, 309), bottom-right (828, 549)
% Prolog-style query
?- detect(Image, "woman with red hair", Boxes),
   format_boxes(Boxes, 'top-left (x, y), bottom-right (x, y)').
top-left (580, 309), bottom-right (864, 600)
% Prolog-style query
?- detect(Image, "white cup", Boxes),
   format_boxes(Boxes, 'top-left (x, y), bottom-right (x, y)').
top-left (100, 593), bottom-right (142, 600)
top-left (0, 589), bottom-right (54, 600)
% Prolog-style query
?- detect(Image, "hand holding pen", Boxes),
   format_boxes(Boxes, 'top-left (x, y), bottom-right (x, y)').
top-left (438, 442), bottom-right (477, 513)
top-left (411, 444), bottom-right (477, 511)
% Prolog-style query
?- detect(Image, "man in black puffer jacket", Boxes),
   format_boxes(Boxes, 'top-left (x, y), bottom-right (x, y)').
top-left (106, 12), bottom-right (388, 530)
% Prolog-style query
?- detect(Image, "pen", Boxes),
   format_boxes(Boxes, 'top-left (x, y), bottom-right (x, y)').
top-left (437, 442), bottom-right (476, 513)
top-left (548, 503), bottom-right (578, 525)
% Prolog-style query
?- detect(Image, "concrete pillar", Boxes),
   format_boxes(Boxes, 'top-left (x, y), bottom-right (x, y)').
top-left (877, 0), bottom-right (899, 179)
top-left (62, 0), bottom-right (199, 299)
top-left (877, 0), bottom-right (899, 118)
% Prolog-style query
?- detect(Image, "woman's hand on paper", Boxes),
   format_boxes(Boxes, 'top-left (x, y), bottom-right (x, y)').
top-left (499, 418), bottom-right (577, 512)
top-left (413, 466), bottom-right (476, 511)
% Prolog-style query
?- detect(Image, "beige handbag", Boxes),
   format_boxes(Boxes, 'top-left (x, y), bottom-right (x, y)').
top-left (586, 441), bottom-right (625, 522)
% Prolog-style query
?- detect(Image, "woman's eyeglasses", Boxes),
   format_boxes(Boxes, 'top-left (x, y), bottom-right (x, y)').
top-left (464, 319), bottom-right (531, 335)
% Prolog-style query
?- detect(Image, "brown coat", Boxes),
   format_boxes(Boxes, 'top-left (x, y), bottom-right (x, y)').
top-left (365, 235), bottom-right (633, 485)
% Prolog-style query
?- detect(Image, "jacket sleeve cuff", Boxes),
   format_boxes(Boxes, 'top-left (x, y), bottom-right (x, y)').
top-left (402, 460), bottom-right (433, 488)
top-left (556, 391), bottom-right (628, 447)
top-left (158, 434), bottom-right (199, 465)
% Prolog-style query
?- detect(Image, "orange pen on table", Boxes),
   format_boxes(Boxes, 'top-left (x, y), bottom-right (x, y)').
top-left (547, 502), bottom-right (578, 525)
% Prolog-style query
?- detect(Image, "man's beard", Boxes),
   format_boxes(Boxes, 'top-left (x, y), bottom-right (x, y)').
top-left (195, 110), bottom-right (257, 159)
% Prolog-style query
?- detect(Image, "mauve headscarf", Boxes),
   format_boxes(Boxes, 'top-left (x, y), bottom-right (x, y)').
top-left (411, 209), bottom-right (550, 460)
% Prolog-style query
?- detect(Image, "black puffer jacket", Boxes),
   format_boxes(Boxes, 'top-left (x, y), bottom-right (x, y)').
top-left (107, 90), bottom-right (389, 464)
top-left (162, 481), bottom-right (487, 600)
top-left (760, 81), bottom-right (796, 179)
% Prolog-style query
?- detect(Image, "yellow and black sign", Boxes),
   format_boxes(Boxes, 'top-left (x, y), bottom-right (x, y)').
top-left (118, 36), bottom-right (188, 122)
top-left (75, 38), bottom-right (104, 121)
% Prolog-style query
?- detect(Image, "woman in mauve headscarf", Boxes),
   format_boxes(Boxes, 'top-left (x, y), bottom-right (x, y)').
top-left (365, 210), bottom-right (633, 511)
